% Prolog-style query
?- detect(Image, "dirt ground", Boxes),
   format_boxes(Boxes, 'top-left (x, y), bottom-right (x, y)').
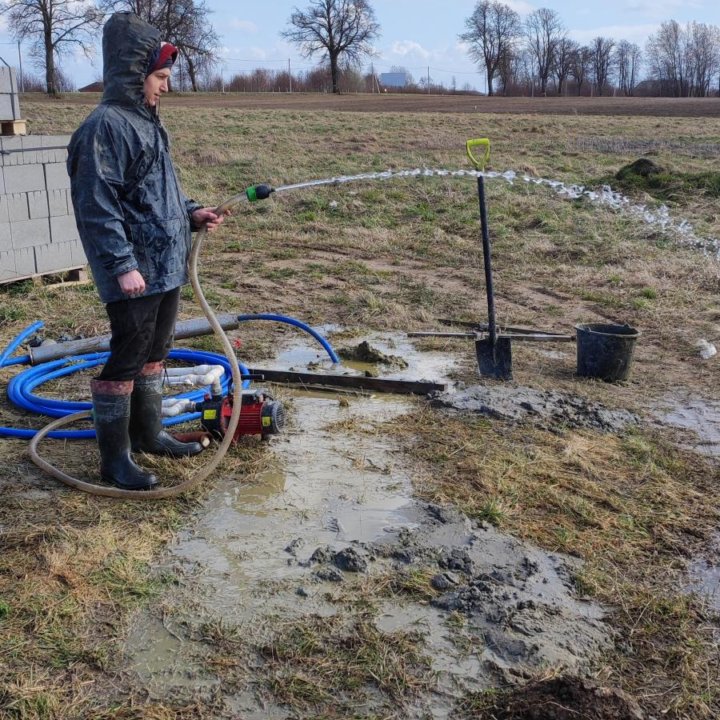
top-left (1, 96), bottom-right (719, 720)
top-left (27, 90), bottom-right (720, 117)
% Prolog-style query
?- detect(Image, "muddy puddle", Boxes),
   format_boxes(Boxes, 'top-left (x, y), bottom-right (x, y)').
top-left (124, 333), bottom-right (613, 717)
top-left (271, 328), bottom-right (459, 384)
top-left (653, 392), bottom-right (720, 457)
top-left (687, 533), bottom-right (720, 613)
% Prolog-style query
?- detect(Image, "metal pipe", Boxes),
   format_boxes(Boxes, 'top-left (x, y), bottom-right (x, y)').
top-left (28, 314), bottom-right (240, 365)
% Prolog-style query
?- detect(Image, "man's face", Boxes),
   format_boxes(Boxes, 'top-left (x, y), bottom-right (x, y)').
top-left (143, 68), bottom-right (171, 107)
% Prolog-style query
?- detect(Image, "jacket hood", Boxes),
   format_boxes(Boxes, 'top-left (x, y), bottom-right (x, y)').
top-left (102, 12), bottom-right (160, 107)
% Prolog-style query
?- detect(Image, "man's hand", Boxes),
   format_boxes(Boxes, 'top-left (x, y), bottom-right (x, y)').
top-left (192, 207), bottom-right (226, 231)
top-left (117, 269), bottom-right (146, 297)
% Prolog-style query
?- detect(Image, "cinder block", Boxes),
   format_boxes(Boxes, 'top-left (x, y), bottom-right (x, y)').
top-left (4, 164), bottom-right (45, 193)
top-left (0, 250), bottom-right (17, 282)
top-left (0, 222), bottom-right (11, 252)
top-left (35, 240), bottom-right (75, 273)
top-left (0, 167), bottom-right (4, 195)
top-left (48, 189), bottom-right (70, 216)
top-left (28, 191), bottom-right (49, 219)
top-left (0, 95), bottom-right (15, 121)
top-left (50, 214), bottom-right (80, 243)
top-left (0, 195), bottom-right (8, 223)
top-left (0, 136), bottom-right (23, 167)
top-left (44, 162), bottom-right (71, 190)
top-left (6, 193), bottom-right (28, 222)
top-left (0, 67), bottom-right (13, 93)
top-left (18, 136), bottom-right (41, 164)
top-left (20, 136), bottom-right (43, 151)
top-left (71, 239), bottom-right (87, 266)
top-left (0, 67), bottom-right (20, 97)
top-left (41, 135), bottom-right (71, 148)
top-left (11, 218), bottom-right (50, 249)
top-left (14, 246), bottom-right (35, 276)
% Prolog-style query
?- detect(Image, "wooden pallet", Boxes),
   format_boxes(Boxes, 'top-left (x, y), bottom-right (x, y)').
top-left (0, 266), bottom-right (89, 288)
top-left (1, 119), bottom-right (27, 136)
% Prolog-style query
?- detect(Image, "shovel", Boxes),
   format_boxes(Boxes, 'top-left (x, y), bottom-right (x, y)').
top-left (466, 138), bottom-right (512, 380)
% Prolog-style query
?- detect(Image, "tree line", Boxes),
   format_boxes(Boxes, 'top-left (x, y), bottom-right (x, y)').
top-left (0, 0), bottom-right (717, 97)
top-left (461, 1), bottom-right (720, 97)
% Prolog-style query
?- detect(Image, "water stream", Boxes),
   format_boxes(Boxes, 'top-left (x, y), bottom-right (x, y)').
top-left (270, 167), bottom-right (720, 259)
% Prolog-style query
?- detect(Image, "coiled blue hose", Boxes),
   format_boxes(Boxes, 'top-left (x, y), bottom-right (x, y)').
top-left (1, 315), bottom-right (338, 439)
top-left (2, 349), bottom-right (248, 440)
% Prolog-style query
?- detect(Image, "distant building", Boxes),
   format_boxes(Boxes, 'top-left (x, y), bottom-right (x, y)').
top-left (379, 72), bottom-right (410, 89)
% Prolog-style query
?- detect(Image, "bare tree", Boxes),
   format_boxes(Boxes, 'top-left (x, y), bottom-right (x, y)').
top-left (687, 22), bottom-right (720, 97)
top-left (614, 40), bottom-right (642, 96)
top-left (554, 36), bottom-right (577, 96)
top-left (646, 20), bottom-right (688, 97)
top-left (570, 45), bottom-right (593, 95)
top-left (460, 0), bottom-right (520, 96)
top-left (496, 45), bottom-right (518, 94)
top-left (103, 0), bottom-right (220, 91)
top-left (524, 7), bottom-right (564, 95)
top-left (281, 0), bottom-right (380, 94)
top-left (591, 36), bottom-right (615, 95)
top-left (0, 0), bottom-right (103, 96)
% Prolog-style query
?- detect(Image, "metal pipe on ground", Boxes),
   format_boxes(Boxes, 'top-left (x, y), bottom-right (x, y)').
top-left (28, 314), bottom-right (240, 365)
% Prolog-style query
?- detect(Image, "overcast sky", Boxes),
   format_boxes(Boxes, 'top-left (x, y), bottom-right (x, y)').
top-left (0, 0), bottom-right (718, 89)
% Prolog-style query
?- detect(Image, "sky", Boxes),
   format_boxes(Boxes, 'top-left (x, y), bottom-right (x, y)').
top-left (0, 0), bottom-right (718, 90)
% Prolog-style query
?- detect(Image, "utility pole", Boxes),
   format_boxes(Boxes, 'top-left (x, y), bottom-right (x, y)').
top-left (427, 66), bottom-right (430, 93)
top-left (17, 41), bottom-right (23, 92)
top-left (288, 59), bottom-right (292, 93)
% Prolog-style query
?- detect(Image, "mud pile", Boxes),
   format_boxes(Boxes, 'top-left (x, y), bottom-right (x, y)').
top-left (431, 385), bottom-right (638, 432)
top-left (477, 675), bottom-right (645, 719)
top-left (307, 503), bottom-right (612, 686)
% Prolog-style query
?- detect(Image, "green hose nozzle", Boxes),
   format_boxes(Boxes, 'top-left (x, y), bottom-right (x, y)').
top-left (246, 184), bottom-right (275, 202)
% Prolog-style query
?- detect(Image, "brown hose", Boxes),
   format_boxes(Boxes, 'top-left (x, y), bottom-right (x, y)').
top-left (28, 195), bottom-right (249, 499)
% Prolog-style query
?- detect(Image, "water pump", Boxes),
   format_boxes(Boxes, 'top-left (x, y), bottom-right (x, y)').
top-left (197, 388), bottom-right (285, 442)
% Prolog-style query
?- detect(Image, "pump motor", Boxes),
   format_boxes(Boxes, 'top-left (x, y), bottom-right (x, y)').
top-left (198, 389), bottom-right (285, 442)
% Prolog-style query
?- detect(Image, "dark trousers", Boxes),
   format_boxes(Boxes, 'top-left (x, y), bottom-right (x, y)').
top-left (97, 288), bottom-right (180, 381)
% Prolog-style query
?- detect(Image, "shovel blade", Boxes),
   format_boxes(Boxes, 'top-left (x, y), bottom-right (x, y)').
top-left (475, 337), bottom-right (513, 380)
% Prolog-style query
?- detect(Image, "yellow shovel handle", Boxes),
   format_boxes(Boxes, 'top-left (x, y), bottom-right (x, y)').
top-left (466, 138), bottom-right (491, 170)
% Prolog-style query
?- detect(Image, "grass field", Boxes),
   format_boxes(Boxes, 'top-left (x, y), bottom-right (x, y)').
top-left (0, 93), bottom-right (719, 719)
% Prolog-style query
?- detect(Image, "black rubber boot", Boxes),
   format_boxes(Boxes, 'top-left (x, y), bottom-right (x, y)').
top-left (91, 380), bottom-right (158, 490)
top-left (130, 367), bottom-right (203, 458)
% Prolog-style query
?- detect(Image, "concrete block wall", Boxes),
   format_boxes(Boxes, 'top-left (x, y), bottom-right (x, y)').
top-left (0, 135), bottom-right (87, 284)
top-left (0, 68), bottom-right (21, 121)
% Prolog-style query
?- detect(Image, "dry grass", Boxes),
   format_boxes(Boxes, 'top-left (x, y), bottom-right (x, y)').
top-left (390, 409), bottom-right (720, 716)
top-left (0, 96), bottom-right (719, 718)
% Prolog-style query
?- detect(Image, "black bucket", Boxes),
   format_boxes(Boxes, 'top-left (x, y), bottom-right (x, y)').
top-left (575, 323), bottom-right (639, 382)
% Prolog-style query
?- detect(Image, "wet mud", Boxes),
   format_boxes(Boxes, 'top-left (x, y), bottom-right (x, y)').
top-left (653, 392), bottom-right (720, 457)
top-left (474, 675), bottom-right (645, 719)
top-left (431, 385), bottom-right (639, 432)
top-left (122, 334), bottom-right (618, 717)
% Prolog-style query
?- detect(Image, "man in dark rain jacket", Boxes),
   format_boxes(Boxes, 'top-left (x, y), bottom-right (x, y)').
top-left (67, 12), bottom-right (225, 490)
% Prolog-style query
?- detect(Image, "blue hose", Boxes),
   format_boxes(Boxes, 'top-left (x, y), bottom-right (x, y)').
top-left (1, 314), bottom-right (338, 439)
top-left (0, 321), bottom-right (43, 367)
top-left (238, 313), bottom-right (340, 364)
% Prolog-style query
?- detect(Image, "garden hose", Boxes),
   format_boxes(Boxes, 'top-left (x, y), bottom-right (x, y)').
top-left (27, 187), bottom-right (271, 500)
